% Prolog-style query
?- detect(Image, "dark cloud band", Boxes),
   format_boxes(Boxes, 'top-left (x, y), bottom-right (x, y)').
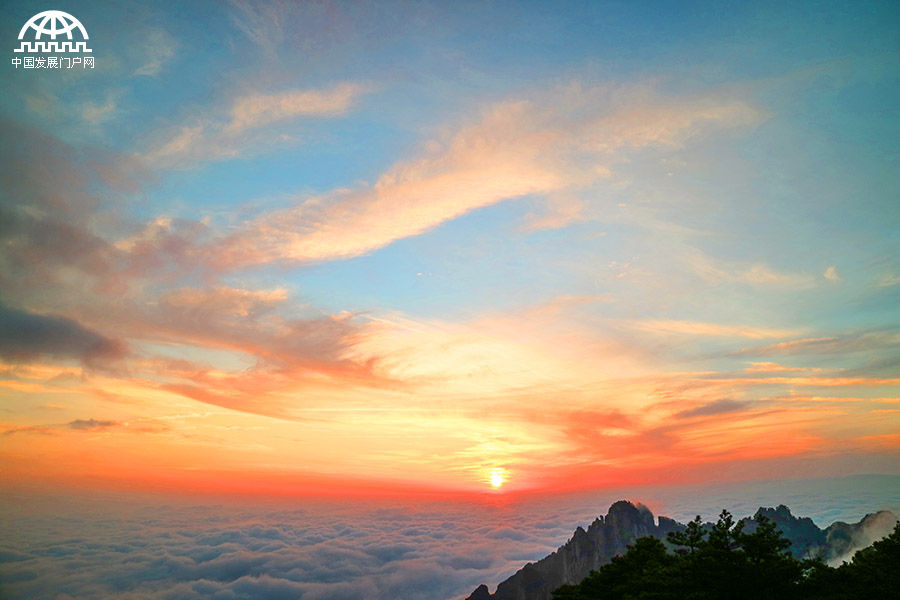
top-left (0, 302), bottom-right (125, 363)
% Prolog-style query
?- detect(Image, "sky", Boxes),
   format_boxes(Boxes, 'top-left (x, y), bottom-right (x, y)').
top-left (1, 0), bottom-right (899, 499)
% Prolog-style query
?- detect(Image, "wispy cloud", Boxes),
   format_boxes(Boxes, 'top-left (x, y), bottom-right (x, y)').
top-left (675, 399), bottom-right (753, 418)
top-left (140, 82), bottom-right (370, 168)
top-left (520, 194), bottom-right (590, 232)
top-left (132, 28), bottom-right (177, 77)
top-left (81, 91), bottom-right (121, 125)
top-left (228, 0), bottom-right (287, 59)
top-left (161, 286), bottom-right (288, 318)
top-left (745, 362), bottom-right (829, 373)
top-left (226, 83), bottom-right (365, 132)
top-left (687, 252), bottom-right (816, 287)
top-left (3, 418), bottom-right (137, 436)
top-left (67, 418), bottom-right (119, 431)
top-left (875, 273), bottom-right (900, 287)
top-left (209, 83), bottom-right (760, 267)
top-left (626, 319), bottom-right (796, 339)
top-left (734, 331), bottom-right (900, 357)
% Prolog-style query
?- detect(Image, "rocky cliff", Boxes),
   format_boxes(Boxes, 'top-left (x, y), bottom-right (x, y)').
top-left (745, 504), bottom-right (898, 562)
top-left (464, 501), bottom-right (898, 600)
top-left (465, 501), bottom-right (682, 600)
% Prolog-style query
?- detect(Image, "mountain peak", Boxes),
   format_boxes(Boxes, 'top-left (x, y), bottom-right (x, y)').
top-left (755, 504), bottom-right (795, 520)
top-left (464, 504), bottom-right (898, 600)
top-left (607, 500), bottom-right (656, 529)
top-left (464, 501), bottom-right (676, 600)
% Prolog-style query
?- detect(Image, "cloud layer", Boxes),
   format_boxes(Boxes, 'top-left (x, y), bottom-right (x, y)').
top-left (2, 477), bottom-right (897, 600)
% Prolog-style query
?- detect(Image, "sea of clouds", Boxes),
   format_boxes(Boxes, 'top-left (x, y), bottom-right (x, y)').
top-left (2, 475), bottom-right (898, 600)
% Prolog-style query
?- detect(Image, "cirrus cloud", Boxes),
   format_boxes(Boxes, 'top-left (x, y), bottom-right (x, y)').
top-left (140, 82), bottom-right (370, 168)
top-left (209, 83), bottom-right (761, 268)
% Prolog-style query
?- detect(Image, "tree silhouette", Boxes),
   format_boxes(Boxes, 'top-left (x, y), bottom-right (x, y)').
top-left (799, 522), bottom-right (900, 599)
top-left (667, 515), bottom-right (703, 555)
top-left (554, 536), bottom-right (679, 599)
top-left (550, 509), bottom-right (900, 600)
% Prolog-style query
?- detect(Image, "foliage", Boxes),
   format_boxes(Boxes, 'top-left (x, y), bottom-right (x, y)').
top-left (552, 513), bottom-right (900, 600)
top-left (798, 521), bottom-right (900, 600)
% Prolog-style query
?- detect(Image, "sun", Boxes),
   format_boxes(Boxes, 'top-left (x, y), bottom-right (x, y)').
top-left (490, 468), bottom-right (504, 488)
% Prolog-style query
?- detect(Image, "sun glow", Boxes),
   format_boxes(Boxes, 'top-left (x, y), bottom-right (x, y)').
top-left (490, 468), bottom-right (504, 488)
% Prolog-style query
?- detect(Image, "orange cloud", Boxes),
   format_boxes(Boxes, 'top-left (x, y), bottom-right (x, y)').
top-left (706, 376), bottom-right (900, 388)
top-left (161, 286), bottom-right (288, 318)
top-left (3, 275), bottom-right (893, 496)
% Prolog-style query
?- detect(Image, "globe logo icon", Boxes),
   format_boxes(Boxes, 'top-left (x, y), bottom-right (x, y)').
top-left (15, 10), bottom-right (92, 54)
top-left (19, 10), bottom-right (88, 40)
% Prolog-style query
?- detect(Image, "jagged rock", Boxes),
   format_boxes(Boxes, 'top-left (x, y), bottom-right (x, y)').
top-left (464, 502), bottom-right (898, 600)
top-left (465, 501), bottom-right (681, 600)
top-left (467, 584), bottom-right (492, 600)
top-left (747, 504), bottom-right (826, 558)
top-left (657, 515), bottom-right (680, 531)
top-left (822, 510), bottom-right (898, 564)
top-left (744, 504), bottom-right (899, 563)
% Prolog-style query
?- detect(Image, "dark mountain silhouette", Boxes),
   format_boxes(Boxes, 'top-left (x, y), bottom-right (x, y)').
top-left (745, 504), bottom-right (825, 558)
top-left (464, 501), bottom-right (898, 600)
top-left (746, 504), bottom-right (898, 563)
top-left (819, 509), bottom-right (899, 563)
top-left (464, 501), bottom-right (681, 600)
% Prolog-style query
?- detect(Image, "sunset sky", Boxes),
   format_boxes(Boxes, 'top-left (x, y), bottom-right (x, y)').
top-left (1, 0), bottom-right (898, 498)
